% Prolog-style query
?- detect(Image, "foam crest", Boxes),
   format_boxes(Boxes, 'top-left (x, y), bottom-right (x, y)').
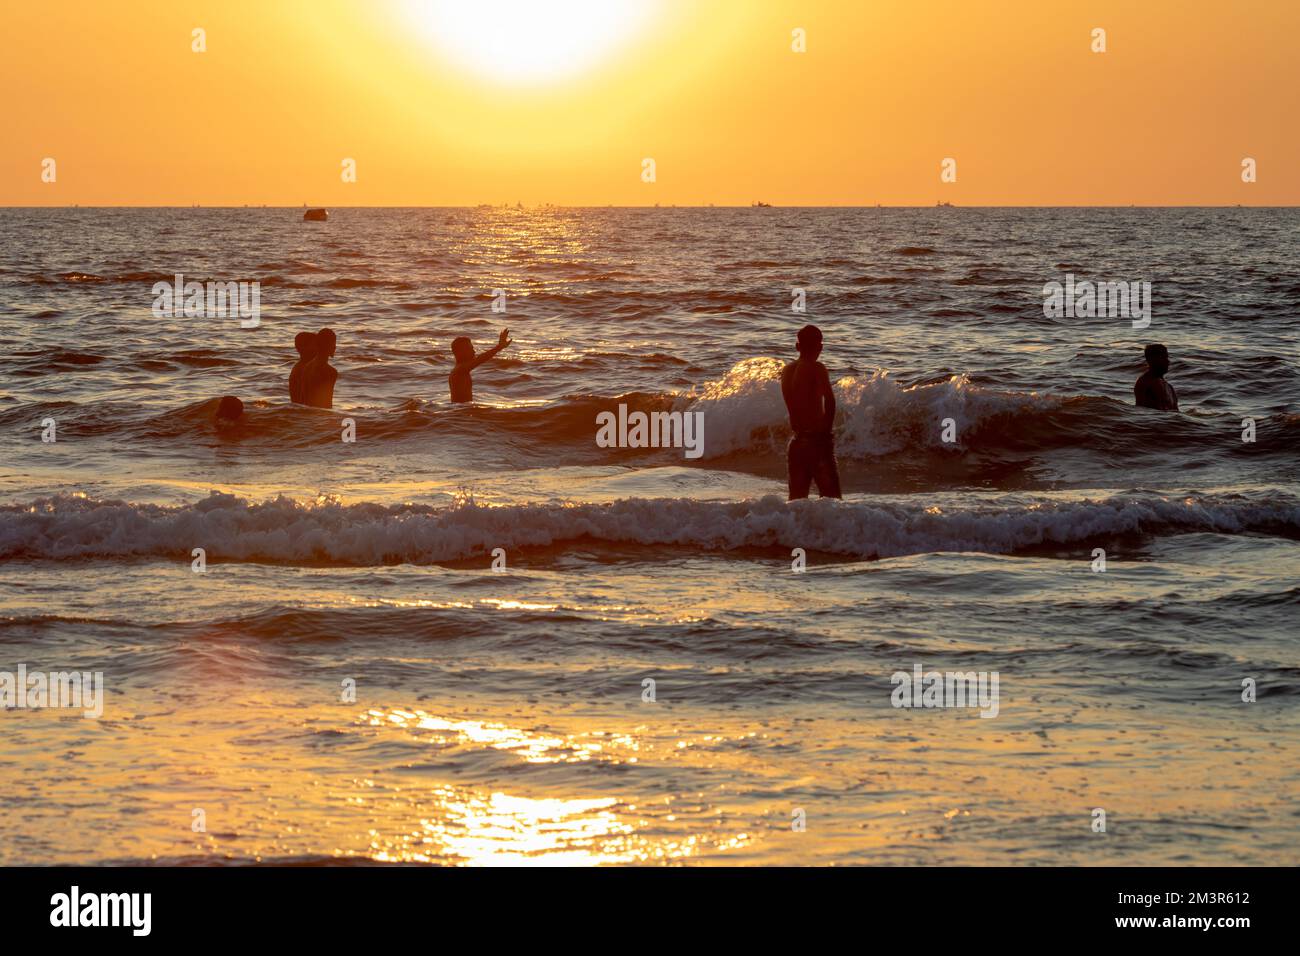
top-left (2, 490), bottom-right (1296, 566)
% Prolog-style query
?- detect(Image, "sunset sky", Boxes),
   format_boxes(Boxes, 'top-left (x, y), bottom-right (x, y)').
top-left (3, 0), bottom-right (1296, 206)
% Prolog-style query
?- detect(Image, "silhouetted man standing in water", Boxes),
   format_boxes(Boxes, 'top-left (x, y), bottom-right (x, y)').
top-left (1134, 343), bottom-right (1179, 411)
top-left (289, 331), bottom-right (316, 404)
top-left (304, 327), bottom-right (337, 409)
top-left (781, 324), bottom-right (842, 499)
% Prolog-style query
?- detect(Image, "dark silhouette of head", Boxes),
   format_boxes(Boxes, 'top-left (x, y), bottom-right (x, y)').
top-left (316, 328), bottom-right (336, 358)
top-left (1144, 343), bottom-right (1170, 377)
top-left (796, 324), bottom-right (823, 361)
top-left (451, 336), bottom-right (474, 363)
top-left (294, 331), bottom-right (316, 358)
top-left (215, 396), bottom-right (244, 422)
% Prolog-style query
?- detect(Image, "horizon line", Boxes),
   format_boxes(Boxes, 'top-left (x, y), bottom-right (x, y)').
top-left (1, 203), bottom-right (1294, 210)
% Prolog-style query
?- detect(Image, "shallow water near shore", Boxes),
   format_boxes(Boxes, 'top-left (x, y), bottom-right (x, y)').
top-left (1, 207), bottom-right (1297, 864)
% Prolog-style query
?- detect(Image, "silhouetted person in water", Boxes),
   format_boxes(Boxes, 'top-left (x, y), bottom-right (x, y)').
top-left (289, 331), bottom-right (317, 404)
top-left (781, 324), bottom-right (842, 500)
top-left (304, 327), bottom-right (337, 408)
top-left (213, 396), bottom-right (244, 426)
top-left (449, 328), bottom-right (511, 403)
top-left (1135, 343), bottom-right (1179, 411)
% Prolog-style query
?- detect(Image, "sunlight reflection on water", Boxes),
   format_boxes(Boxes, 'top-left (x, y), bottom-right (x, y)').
top-left (356, 707), bottom-right (751, 865)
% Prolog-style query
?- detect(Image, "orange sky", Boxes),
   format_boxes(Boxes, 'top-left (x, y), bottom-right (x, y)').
top-left (2, 0), bottom-right (1296, 206)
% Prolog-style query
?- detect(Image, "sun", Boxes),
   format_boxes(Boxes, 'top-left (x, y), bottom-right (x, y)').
top-left (400, 0), bottom-right (659, 85)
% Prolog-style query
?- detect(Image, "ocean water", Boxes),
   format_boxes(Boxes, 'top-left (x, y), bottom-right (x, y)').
top-left (0, 206), bottom-right (1297, 865)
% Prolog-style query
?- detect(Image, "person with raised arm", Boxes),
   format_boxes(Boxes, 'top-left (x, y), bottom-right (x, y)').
top-left (448, 328), bottom-right (511, 403)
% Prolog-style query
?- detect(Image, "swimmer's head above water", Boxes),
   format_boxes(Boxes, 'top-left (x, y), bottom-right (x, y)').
top-left (796, 324), bottom-right (823, 361)
top-left (1144, 343), bottom-right (1170, 377)
top-left (315, 328), bottom-right (337, 359)
top-left (294, 331), bottom-right (317, 359)
top-left (214, 395), bottom-right (244, 423)
top-left (450, 335), bottom-right (474, 365)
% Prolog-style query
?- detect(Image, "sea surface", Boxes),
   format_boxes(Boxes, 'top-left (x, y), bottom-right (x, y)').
top-left (0, 207), bottom-right (1297, 865)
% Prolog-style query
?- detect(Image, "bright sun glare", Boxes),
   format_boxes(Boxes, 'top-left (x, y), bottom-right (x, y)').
top-left (402, 0), bottom-right (658, 84)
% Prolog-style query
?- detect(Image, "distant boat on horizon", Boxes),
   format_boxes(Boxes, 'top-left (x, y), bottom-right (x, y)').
top-left (936, 201), bottom-right (954, 207)
top-left (751, 201), bottom-right (773, 208)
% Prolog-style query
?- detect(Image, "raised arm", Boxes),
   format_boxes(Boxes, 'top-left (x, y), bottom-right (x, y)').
top-left (472, 328), bottom-right (512, 370)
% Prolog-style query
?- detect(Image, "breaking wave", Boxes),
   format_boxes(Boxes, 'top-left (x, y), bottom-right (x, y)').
top-left (2, 490), bottom-right (1297, 565)
top-left (7, 358), bottom-right (1293, 467)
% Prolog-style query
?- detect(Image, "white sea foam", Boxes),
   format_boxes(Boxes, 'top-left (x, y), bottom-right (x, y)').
top-left (2, 491), bottom-right (1296, 566)
top-left (676, 358), bottom-right (1067, 458)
